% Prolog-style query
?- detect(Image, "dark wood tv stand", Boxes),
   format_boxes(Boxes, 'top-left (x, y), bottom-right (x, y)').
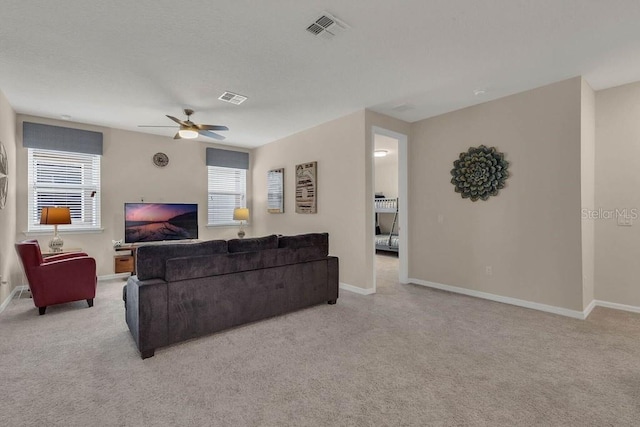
top-left (114, 244), bottom-right (138, 275)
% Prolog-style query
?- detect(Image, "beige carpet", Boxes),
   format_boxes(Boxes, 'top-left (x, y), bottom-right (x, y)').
top-left (1, 256), bottom-right (640, 426)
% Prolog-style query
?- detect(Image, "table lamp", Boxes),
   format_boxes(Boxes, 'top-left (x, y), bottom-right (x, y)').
top-left (40, 206), bottom-right (71, 252)
top-left (233, 207), bottom-right (249, 239)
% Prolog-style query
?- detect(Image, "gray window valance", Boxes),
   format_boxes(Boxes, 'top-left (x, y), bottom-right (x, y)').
top-left (206, 147), bottom-right (249, 170)
top-left (23, 122), bottom-right (103, 155)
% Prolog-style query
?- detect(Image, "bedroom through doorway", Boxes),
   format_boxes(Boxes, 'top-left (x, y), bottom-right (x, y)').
top-left (372, 128), bottom-right (407, 291)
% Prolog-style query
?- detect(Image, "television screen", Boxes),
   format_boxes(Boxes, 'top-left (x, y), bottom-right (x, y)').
top-left (124, 203), bottom-right (199, 244)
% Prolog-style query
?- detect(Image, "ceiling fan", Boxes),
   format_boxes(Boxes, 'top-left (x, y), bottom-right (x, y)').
top-left (138, 109), bottom-right (229, 140)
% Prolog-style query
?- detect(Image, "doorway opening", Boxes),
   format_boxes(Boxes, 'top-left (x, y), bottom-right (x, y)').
top-left (372, 127), bottom-right (408, 292)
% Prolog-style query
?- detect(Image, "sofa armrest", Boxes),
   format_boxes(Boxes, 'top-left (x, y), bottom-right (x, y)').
top-left (125, 276), bottom-right (169, 358)
top-left (327, 256), bottom-right (339, 302)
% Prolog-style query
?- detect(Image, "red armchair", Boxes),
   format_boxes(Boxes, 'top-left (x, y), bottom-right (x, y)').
top-left (15, 240), bottom-right (97, 315)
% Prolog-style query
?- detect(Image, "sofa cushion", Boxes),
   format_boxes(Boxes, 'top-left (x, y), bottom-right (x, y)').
top-left (136, 240), bottom-right (228, 280)
top-left (228, 234), bottom-right (278, 253)
top-left (278, 233), bottom-right (328, 253)
top-left (165, 247), bottom-right (330, 282)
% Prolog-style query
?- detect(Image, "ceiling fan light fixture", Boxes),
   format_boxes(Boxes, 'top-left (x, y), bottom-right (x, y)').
top-left (178, 129), bottom-right (199, 139)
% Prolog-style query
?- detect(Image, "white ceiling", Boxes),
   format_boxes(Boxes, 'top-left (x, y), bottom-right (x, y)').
top-left (2, 1), bottom-right (640, 148)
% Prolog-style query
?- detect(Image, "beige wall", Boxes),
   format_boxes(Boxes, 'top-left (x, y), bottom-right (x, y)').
top-left (0, 90), bottom-right (18, 302)
top-left (15, 115), bottom-right (251, 277)
top-left (6, 75), bottom-right (630, 313)
top-left (252, 111), bottom-right (367, 288)
top-left (408, 78), bottom-right (585, 311)
top-left (580, 79), bottom-right (596, 308)
top-left (594, 82), bottom-right (640, 306)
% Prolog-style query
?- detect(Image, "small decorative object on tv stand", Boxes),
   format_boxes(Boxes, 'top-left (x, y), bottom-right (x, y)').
top-left (40, 206), bottom-right (71, 252)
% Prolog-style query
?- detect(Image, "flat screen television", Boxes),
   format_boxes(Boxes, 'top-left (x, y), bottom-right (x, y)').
top-left (124, 203), bottom-right (198, 244)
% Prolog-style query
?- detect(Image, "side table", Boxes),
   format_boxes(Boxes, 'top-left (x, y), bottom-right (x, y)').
top-left (114, 245), bottom-right (137, 275)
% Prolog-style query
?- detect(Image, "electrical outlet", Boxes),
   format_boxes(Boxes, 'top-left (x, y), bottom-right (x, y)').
top-left (485, 266), bottom-right (492, 275)
top-left (437, 214), bottom-right (444, 223)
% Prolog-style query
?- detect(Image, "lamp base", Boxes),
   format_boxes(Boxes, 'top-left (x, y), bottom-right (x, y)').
top-left (48, 235), bottom-right (64, 253)
top-left (237, 229), bottom-right (246, 239)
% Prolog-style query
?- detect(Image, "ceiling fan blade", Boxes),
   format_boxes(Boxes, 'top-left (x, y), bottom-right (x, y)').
top-left (166, 115), bottom-right (188, 126)
top-left (195, 124), bottom-right (229, 131)
top-left (173, 132), bottom-right (182, 140)
top-left (138, 125), bottom-right (179, 128)
top-left (199, 130), bottom-right (226, 140)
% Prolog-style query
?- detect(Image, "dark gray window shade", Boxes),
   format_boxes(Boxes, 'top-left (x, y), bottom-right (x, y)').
top-left (23, 122), bottom-right (103, 155)
top-left (206, 147), bottom-right (249, 170)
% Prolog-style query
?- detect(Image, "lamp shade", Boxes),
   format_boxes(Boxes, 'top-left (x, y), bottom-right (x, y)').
top-left (40, 207), bottom-right (71, 225)
top-left (233, 207), bottom-right (249, 221)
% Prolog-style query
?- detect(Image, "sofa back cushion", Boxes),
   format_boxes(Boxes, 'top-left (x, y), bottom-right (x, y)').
top-left (136, 240), bottom-right (228, 280)
top-left (278, 233), bottom-right (328, 251)
top-left (228, 234), bottom-right (278, 253)
top-left (165, 247), bottom-right (329, 282)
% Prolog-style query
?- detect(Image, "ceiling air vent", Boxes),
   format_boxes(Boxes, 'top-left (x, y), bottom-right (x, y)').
top-left (218, 91), bottom-right (248, 105)
top-left (306, 12), bottom-right (349, 39)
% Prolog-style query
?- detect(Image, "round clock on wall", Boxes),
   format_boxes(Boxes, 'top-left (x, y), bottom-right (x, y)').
top-left (152, 152), bottom-right (169, 168)
top-left (0, 141), bottom-right (8, 209)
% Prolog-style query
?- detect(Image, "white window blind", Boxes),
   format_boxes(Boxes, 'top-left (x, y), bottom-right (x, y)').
top-left (27, 148), bottom-right (101, 231)
top-left (207, 166), bottom-right (246, 226)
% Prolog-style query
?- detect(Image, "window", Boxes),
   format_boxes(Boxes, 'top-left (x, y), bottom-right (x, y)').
top-left (27, 148), bottom-right (101, 231)
top-left (207, 166), bottom-right (246, 226)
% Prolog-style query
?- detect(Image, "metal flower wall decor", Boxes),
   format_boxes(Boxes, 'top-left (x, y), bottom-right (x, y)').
top-left (450, 145), bottom-right (509, 201)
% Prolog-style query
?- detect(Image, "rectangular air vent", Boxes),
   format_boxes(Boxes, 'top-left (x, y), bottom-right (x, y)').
top-left (306, 12), bottom-right (349, 39)
top-left (218, 91), bottom-right (248, 105)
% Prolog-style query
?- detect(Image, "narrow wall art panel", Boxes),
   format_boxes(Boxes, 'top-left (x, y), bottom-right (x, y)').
top-left (295, 161), bottom-right (317, 214)
top-left (0, 141), bottom-right (7, 209)
top-left (267, 168), bottom-right (284, 213)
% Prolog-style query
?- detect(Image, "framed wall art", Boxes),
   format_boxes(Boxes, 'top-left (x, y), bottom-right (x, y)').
top-left (295, 161), bottom-right (317, 214)
top-left (267, 168), bottom-right (284, 213)
top-left (450, 145), bottom-right (509, 201)
top-left (0, 141), bottom-right (7, 210)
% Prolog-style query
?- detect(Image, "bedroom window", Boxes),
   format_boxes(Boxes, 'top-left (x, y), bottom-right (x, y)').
top-left (27, 148), bottom-right (101, 231)
top-left (207, 166), bottom-right (246, 226)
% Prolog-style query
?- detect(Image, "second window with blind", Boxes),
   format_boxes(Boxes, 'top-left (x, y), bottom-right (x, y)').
top-left (206, 148), bottom-right (249, 226)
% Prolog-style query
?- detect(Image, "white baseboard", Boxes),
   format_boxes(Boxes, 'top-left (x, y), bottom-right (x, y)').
top-left (593, 300), bottom-right (640, 314)
top-left (408, 278), bottom-right (588, 319)
top-left (339, 282), bottom-right (375, 295)
top-left (0, 285), bottom-right (28, 315)
top-left (98, 273), bottom-right (131, 281)
top-left (583, 299), bottom-right (597, 318)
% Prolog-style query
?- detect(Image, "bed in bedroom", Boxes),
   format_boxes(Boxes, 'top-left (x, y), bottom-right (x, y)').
top-left (375, 197), bottom-right (399, 253)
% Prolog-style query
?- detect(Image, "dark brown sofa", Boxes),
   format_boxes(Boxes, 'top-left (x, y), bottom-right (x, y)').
top-left (123, 233), bottom-right (339, 358)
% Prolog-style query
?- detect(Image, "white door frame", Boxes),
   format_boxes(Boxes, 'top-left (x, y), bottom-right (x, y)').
top-left (371, 126), bottom-right (409, 290)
